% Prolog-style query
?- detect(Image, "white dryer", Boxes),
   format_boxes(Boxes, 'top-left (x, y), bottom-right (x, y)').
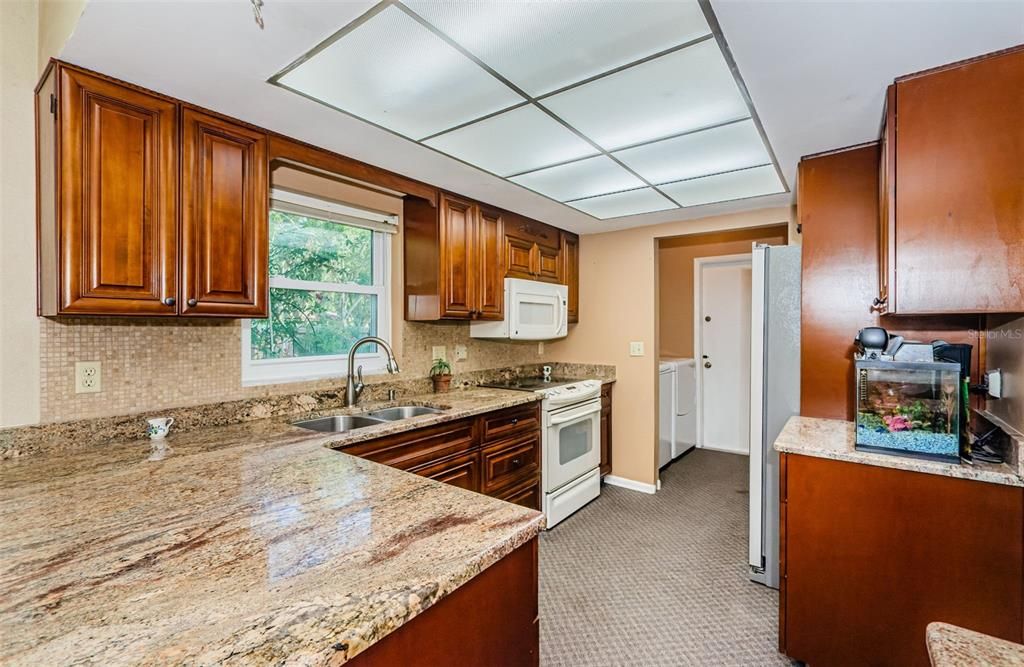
top-left (671, 358), bottom-right (697, 458)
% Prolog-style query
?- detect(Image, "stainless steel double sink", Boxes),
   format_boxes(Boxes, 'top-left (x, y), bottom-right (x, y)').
top-left (292, 405), bottom-right (444, 433)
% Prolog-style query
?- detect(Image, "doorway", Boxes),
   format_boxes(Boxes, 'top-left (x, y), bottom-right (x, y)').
top-left (694, 254), bottom-right (752, 454)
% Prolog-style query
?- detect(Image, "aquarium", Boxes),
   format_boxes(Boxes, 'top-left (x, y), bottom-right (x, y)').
top-left (855, 360), bottom-right (963, 461)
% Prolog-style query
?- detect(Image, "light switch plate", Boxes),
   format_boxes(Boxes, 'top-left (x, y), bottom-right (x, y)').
top-left (986, 369), bottom-right (1003, 399)
top-left (75, 361), bottom-right (102, 393)
top-left (453, 345), bottom-right (467, 361)
top-left (629, 341), bottom-right (644, 357)
top-left (431, 345), bottom-right (447, 362)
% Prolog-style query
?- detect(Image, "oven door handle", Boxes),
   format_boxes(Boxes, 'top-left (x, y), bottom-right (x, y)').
top-left (548, 402), bottom-right (601, 426)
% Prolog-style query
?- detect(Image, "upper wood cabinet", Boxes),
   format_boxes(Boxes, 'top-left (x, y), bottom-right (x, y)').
top-left (38, 65), bottom-right (179, 316)
top-left (36, 62), bottom-right (269, 318)
top-left (878, 46), bottom-right (1024, 314)
top-left (180, 108), bottom-right (268, 317)
top-left (404, 193), bottom-right (505, 321)
top-left (504, 215), bottom-right (562, 284)
top-left (559, 231), bottom-right (580, 323)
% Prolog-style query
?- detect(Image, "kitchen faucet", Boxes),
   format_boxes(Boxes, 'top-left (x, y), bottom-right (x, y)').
top-left (346, 336), bottom-right (400, 406)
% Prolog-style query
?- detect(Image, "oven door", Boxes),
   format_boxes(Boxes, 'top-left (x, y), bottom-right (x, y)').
top-left (545, 399), bottom-right (601, 491)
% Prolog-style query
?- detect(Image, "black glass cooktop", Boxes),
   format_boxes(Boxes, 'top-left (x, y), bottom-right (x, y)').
top-left (479, 378), bottom-right (578, 391)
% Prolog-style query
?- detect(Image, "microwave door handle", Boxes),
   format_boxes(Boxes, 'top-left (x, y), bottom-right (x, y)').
top-left (556, 294), bottom-right (566, 335)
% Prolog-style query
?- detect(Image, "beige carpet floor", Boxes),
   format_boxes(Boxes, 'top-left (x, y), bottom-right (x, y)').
top-left (538, 449), bottom-right (795, 666)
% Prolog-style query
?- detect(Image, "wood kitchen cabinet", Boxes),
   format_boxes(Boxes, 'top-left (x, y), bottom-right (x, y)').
top-left (36, 61), bottom-right (269, 318)
top-left (504, 214), bottom-right (562, 284)
top-left (349, 538), bottom-right (539, 667)
top-left (560, 231), bottom-right (580, 323)
top-left (404, 194), bottom-right (505, 321)
top-left (335, 403), bottom-right (542, 510)
top-left (37, 63), bottom-right (179, 316)
top-left (780, 453), bottom-right (1024, 666)
top-left (599, 383), bottom-right (613, 477)
top-left (877, 45), bottom-right (1024, 314)
top-left (180, 107), bottom-right (268, 317)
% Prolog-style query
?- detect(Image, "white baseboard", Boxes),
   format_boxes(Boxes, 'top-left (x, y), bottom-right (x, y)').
top-left (602, 475), bottom-right (657, 494)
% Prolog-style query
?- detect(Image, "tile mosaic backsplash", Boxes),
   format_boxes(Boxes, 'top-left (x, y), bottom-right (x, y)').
top-left (39, 317), bottom-right (548, 423)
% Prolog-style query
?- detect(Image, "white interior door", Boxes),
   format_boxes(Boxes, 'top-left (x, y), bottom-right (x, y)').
top-left (697, 258), bottom-right (752, 454)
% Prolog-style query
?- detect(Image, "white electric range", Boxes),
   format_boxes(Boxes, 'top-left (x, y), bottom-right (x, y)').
top-left (480, 377), bottom-right (603, 528)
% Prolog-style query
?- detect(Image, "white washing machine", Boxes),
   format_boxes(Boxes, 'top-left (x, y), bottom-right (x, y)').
top-left (659, 358), bottom-right (696, 467)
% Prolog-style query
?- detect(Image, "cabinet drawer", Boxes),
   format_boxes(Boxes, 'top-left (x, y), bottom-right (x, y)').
top-left (482, 432), bottom-right (540, 494)
top-left (412, 450), bottom-right (480, 493)
top-left (340, 418), bottom-right (475, 471)
top-left (505, 216), bottom-right (559, 250)
top-left (494, 476), bottom-right (541, 511)
top-left (480, 403), bottom-right (540, 444)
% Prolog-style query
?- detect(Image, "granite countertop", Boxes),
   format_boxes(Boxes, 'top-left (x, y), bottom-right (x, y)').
top-left (0, 387), bottom-right (544, 665)
top-left (927, 622), bottom-right (1024, 666)
top-left (774, 416), bottom-right (1023, 487)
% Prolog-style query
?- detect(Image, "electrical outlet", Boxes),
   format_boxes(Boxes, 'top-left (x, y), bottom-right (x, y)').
top-left (75, 361), bottom-right (102, 394)
top-left (431, 345), bottom-right (447, 361)
top-left (453, 344), bottom-right (467, 361)
top-left (629, 341), bottom-right (645, 357)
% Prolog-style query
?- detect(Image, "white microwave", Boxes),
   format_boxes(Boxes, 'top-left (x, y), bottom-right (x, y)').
top-left (470, 278), bottom-right (568, 340)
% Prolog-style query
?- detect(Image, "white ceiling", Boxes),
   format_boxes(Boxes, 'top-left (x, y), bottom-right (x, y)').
top-left (60, 1), bottom-right (1024, 234)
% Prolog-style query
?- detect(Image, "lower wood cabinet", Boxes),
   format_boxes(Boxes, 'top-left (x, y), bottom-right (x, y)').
top-left (600, 383), bottom-right (613, 477)
top-left (336, 403), bottom-right (542, 510)
top-left (348, 537), bottom-right (539, 666)
top-left (780, 453), bottom-right (1024, 667)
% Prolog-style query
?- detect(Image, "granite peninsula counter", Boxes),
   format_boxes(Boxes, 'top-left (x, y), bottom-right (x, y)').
top-left (0, 388), bottom-right (545, 665)
top-left (774, 415), bottom-right (1023, 487)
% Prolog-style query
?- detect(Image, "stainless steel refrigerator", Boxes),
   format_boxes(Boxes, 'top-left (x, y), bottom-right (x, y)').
top-left (748, 244), bottom-right (801, 589)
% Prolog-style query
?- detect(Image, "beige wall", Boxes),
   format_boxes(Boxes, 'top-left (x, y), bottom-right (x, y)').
top-left (548, 206), bottom-right (796, 487)
top-left (658, 225), bottom-right (788, 358)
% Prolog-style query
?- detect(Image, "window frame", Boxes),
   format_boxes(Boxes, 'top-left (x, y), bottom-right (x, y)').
top-left (241, 193), bottom-right (392, 387)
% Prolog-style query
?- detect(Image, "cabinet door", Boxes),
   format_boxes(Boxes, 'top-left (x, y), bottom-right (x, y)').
top-left (600, 384), bottom-right (612, 476)
top-left (58, 67), bottom-right (178, 315)
top-left (180, 108), bottom-right (268, 317)
top-left (560, 231), bottom-right (580, 322)
top-left (481, 432), bottom-right (540, 495)
top-left (876, 85), bottom-right (895, 314)
top-left (475, 208), bottom-right (505, 320)
top-left (413, 451), bottom-right (481, 492)
top-left (892, 47), bottom-right (1024, 313)
top-left (505, 236), bottom-right (536, 280)
top-left (439, 194), bottom-right (476, 318)
top-left (536, 244), bottom-right (561, 282)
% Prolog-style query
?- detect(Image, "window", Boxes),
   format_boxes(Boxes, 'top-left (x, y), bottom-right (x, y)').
top-left (242, 189), bottom-right (394, 385)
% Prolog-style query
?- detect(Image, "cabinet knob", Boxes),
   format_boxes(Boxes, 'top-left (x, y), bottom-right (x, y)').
top-left (187, 298), bottom-right (198, 307)
top-left (511, 418), bottom-right (519, 425)
top-left (512, 458), bottom-right (521, 466)
top-left (163, 297), bottom-right (175, 306)
top-left (871, 296), bottom-right (888, 311)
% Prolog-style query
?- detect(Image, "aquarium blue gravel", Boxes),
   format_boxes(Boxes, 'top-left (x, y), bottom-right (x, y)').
top-left (856, 426), bottom-right (959, 456)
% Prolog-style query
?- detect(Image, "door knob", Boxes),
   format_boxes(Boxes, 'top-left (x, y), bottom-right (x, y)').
top-left (704, 315), bottom-right (711, 322)
top-left (704, 361), bottom-right (712, 369)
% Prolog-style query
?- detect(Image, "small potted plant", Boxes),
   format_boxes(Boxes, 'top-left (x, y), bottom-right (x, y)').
top-left (430, 358), bottom-right (453, 393)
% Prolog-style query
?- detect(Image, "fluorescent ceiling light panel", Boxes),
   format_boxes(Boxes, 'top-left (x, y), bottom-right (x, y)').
top-left (424, 105), bottom-right (598, 176)
top-left (510, 155), bottom-right (644, 202)
top-left (278, 5), bottom-right (523, 139)
top-left (659, 165), bottom-right (785, 207)
top-left (614, 119), bottom-right (771, 185)
top-left (541, 40), bottom-right (749, 151)
top-left (404, 0), bottom-right (711, 96)
top-left (567, 188), bottom-right (677, 219)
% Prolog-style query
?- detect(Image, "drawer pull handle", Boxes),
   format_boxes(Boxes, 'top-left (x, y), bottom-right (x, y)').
top-left (511, 418), bottom-right (519, 425)
top-left (512, 458), bottom-right (521, 466)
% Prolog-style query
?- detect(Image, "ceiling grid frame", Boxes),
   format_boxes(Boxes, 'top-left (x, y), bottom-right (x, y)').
top-left (269, 0), bottom-right (788, 220)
